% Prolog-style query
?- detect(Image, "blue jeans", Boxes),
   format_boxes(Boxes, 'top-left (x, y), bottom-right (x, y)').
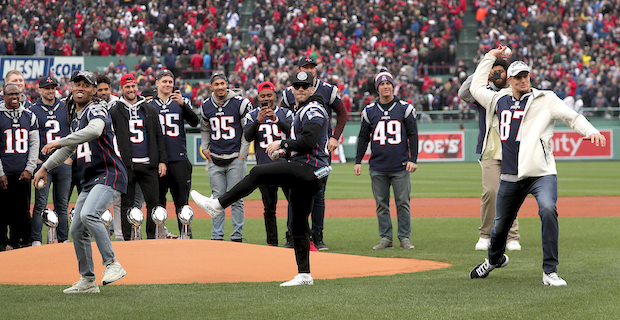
top-left (72, 184), bottom-right (119, 280)
top-left (31, 163), bottom-right (72, 242)
top-left (208, 158), bottom-right (246, 240)
top-left (489, 175), bottom-right (559, 273)
top-left (369, 170), bottom-right (412, 241)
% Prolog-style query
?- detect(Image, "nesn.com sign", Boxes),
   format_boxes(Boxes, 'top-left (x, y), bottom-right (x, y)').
top-left (1, 57), bottom-right (84, 81)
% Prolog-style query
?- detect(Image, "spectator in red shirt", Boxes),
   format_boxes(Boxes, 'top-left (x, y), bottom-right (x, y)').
top-left (114, 38), bottom-right (127, 56)
top-left (99, 40), bottom-right (112, 56)
top-left (190, 52), bottom-right (203, 79)
top-left (61, 40), bottom-right (72, 56)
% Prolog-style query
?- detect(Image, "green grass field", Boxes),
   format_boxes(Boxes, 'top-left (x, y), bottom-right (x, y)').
top-left (7, 161), bottom-right (620, 319)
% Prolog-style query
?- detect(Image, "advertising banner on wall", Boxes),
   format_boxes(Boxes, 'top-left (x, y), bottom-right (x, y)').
top-left (551, 130), bottom-right (612, 159)
top-left (1, 57), bottom-right (84, 81)
top-left (359, 131), bottom-right (465, 162)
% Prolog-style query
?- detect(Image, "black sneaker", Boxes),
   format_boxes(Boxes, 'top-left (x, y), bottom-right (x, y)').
top-left (469, 254), bottom-right (509, 279)
top-left (283, 231), bottom-right (294, 248)
top-left (231, 238), bottom-right (243, 243)
top-left (314, 240), bottom-right (329, 251)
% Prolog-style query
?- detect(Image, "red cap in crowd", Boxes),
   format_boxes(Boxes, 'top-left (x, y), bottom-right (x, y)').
top-left (257, 81), bottom-right (275, 93)
top-left (120, 74), bottom-right (136, 86)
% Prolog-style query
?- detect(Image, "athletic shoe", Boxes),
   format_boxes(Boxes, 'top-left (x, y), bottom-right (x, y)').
top-left (542, 272), bottom-right (567, 286)
top-left (314, 241), bottom-right (329, 251)
top-left (231, 238), bottom-right (243, 243)
top-left (373, 238), bottom-right (393, 250)
top-left (279, 273), bottom-right (314, 287)
top-left (32, 241), bottom-right (42, 247)
top-left (400, 238), bottom-right (415, 249)
top-left (475, 237), bottom-right (490, 250)
top-left (102, 261), bottom-right (127, 285)
top-left (190, 190), bottom-right (222, 218)
top-left (283, 231), bottom-right (293, 248)
top-left (5, 244), bottom-right (13, 251)
top-left (62, 240), bottom-right (70, 243)
top-left (63, 277), bottom-right (100, 293)
top-left (469, 254), bottom-right (509, 279)
top-left (506, 240), bottom-right (521, 251)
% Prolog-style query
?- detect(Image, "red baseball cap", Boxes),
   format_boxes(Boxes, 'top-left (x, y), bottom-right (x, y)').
top-left (257, 81), bottom-right (275, 93)
top-left (120, 74), bottom-right (137, 86)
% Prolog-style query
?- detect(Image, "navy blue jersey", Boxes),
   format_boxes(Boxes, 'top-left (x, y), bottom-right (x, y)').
top-left (496, 93), bottom-right (532, 175)
top-left (149, 97), bottom-right (192, 162)
top-left (30, 98), bottom-right (70, 162)
top-left (360, 100), bottom-right (417, 172)
top-left (125, 106), bottom-right (149, 160)
top-left (290, 101), bottom-right (331, 168)
top-left (244, 106), bottom-right (294, 164)
top-left (201, 94), bottom-right (252, 155)
top-left (71, 102), bottom-right (127, 193)
top-left (0, 107), bottom-right (38, 175)
top-left (281, 79), bottom-right (341, 129)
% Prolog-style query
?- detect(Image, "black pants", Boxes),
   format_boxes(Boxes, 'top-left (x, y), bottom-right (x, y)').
top-left (259, 183), bottom-right (290, 246)
top-left (0, 174), bottom-right (31, 248)
top-left (220, 161), bottom-right (324, 273)
top-left (159, 160), bottom-right (192, 237)
top-left (121, 164), bottom-right (160, 240)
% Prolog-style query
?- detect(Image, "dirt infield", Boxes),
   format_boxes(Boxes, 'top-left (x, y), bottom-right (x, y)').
top-left (193, 196), bottom-right (620, 219)
top-left (7, 196), bottom-right (617, 286)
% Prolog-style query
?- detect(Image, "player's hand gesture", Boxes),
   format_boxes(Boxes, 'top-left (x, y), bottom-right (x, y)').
top-left (489, 45), bottom-right (511, 59)
top-left (41, 140), bottom-right (61, 155)
top-left (583, 133), bottom-right (607, 147)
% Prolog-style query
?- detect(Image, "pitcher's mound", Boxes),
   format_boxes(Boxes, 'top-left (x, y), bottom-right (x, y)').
top-left (0, 240), bottom-right (450, 285)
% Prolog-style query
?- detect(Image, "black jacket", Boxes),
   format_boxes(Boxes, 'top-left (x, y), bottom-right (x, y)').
top-left (109, 97), bottom-right (167, 169)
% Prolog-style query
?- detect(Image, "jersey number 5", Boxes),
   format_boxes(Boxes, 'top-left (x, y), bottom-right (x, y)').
top-left (129, 119), bottom-right (145, 143)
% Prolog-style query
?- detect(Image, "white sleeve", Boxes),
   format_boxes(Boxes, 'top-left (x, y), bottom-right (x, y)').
top-left (471, 54), bottom-right (499, 110)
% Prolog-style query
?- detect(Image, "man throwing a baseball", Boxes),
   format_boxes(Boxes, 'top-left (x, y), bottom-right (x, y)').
top-left (468, 46), bottom-right (606, 286)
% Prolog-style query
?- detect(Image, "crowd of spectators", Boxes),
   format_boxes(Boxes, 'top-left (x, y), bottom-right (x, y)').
top-left (2, 0), bottom-right (619, 120)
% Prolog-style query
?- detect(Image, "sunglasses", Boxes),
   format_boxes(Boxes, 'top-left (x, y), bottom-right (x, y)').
top-left (293, 83), bottom-right (311, 90)
top-left (4, 92), bottom-right (20, 96)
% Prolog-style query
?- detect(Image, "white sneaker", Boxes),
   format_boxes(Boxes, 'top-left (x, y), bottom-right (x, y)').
top-left (102, 261), bottom-right (127, 285)
top-left (506, 240), bottom-right (521, 251)
top-left (190, 190), bottom-right (223, 218)
top-left (280, 273), bottom-right (314, 287)
top-left (475, 238), bottom-right (490, 250)
top-left (63, 277), bottom-right (100, 293)
top-left (62, 240), bottom-right (70, 243)
top-left (32, 241), bottom-right (42, 247)
top-left (542, 272), bottom-right (567, 286)
top-left (399, 238), bottom-right (415, 249)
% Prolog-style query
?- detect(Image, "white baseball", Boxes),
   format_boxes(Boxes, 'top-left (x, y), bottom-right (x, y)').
top-left (504, 47), bottom-right (512, 56)
top-left (37, 180), bottom-right (45, 189)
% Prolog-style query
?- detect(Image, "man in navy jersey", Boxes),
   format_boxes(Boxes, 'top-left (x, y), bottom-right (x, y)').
top-left (199, 73), bottom-right (252, 242)
top-left (459, 60), bottom-right (521, 251)
top-left (280, 56), bottom-right (348, 250)
top-left (150, 69), bottom-right (199, 238)
top-left (191, 71), bottom-right (331, 286)
top-left (243, 81), bottom-right (294, 246)
top-left (469, 47), bottom-right (607, 286)
top-left (34, 71), bottom-right (127, 292)
top-left (0, 83), bottom-right (39, 251)
top-left (2, 70), bottom-right (33, 109)
top-left (354, 70), bottom-right (419, 250)
top-left (110, 74), bottom-right (168, 241)
top-left (30, 76), bottom-right (72, 246)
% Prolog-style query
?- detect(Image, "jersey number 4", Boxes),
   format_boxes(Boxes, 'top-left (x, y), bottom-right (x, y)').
top-left (499, 110), bottom-right (525, 141)
top-left (373, 120), bottom-right (402, 145)
top-left (77, 142), bottom-right (92, 163)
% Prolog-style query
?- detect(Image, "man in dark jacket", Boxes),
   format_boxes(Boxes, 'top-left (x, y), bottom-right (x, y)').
top-left (109, 74), bottom-right (168, 240)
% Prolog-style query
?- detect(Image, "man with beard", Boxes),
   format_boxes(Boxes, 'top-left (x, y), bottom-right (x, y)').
top-left (191, 71), bottom-right (331, 286)
top-left (198, 73), bottom-right (252, 242)
top-left (109, 74), bottom-right (167, 240)
top-left (34, 71), bottom-right (127, 292)
top-left (458, 58), bottom-right (521, 251)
